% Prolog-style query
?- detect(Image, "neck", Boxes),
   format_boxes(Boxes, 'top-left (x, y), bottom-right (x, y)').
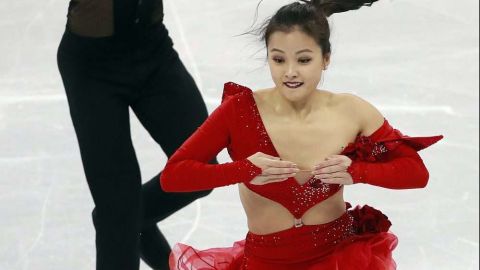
top-left (271, 87), bottom-right (323, 120)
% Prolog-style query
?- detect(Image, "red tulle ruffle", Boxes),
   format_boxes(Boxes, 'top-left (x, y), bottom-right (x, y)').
top-left (170, 240), bottom-right (246, 270)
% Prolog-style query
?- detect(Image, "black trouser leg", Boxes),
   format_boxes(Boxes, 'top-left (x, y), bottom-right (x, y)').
top-left (57, 35), bottom-right (142, 270)
top-left (132, 54), bottom-right (214, 270)
top-left (139, 177), bottom-right (212, 269)
top-left (139, 222), bottom-right (170, 268)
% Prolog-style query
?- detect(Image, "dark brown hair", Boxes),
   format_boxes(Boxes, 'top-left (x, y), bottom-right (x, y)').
top-left (256, 0), bottom-right (379, 56)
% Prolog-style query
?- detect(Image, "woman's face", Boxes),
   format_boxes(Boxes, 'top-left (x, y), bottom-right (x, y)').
top-left (267, 28), bottom-right (330, 102)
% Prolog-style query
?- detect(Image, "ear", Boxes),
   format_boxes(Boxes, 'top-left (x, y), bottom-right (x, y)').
top-left (323, 53), bottom-right (331, 70)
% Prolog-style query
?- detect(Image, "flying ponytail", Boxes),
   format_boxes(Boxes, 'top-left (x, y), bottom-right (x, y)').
top-left (300, 0), bottom-right (379, 17)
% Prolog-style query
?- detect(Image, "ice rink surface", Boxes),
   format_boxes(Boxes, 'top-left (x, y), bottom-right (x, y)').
top-left (0, 0), bottom-right (478, 269)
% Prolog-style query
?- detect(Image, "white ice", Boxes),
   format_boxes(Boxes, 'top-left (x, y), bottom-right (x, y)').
top-left (0, 0), bottom-right (478, 269)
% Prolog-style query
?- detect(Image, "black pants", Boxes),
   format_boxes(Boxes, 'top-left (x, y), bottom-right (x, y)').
top-left (57, 24), bottom-right (213, 270)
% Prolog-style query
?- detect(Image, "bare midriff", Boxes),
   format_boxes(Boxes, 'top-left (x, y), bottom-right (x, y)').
top-left (239, 184), bottom-right (346, 235)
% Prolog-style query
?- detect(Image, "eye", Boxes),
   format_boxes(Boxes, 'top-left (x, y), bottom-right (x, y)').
top-left (298, 58), bottom-right (312, 64)
top-left (272, 57), bottom-right (284, 64)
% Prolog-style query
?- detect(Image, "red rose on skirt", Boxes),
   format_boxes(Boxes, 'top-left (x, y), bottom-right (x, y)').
top-left (349, 205), bottom-right (392, 234)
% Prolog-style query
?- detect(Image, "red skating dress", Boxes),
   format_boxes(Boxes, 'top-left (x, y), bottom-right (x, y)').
top-left (160, 82), bottom-right (443, 270)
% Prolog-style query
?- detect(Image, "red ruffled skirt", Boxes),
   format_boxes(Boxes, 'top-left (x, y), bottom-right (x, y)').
top-left (169, 204), bottom-right (398, 270)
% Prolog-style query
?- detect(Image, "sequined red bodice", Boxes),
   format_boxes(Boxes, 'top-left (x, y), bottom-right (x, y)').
top-left (227, 83), bottom-right (342, 219)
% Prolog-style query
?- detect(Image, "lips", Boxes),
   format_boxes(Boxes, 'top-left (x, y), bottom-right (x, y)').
top-left (283, 82), bottom-right (304, 89)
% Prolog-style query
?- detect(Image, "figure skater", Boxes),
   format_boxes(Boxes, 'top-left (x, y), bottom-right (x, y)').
top-left (160, 0), bottom-right (443, 269)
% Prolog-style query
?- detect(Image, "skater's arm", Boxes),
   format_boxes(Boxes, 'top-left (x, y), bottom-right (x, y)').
top-left (346, 96), bottom-right (443, 189)
top-left (347, 144), bottom-right (431, 189)
top-left (160, 98), bottom-right (261, 192)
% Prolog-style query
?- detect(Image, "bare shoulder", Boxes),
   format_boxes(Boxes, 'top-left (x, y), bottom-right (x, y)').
top-left (329, 92), bottom-right (385, 136)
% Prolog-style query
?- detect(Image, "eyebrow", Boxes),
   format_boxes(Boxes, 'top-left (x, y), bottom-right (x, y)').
top-left (270, 48), bottom-right (313, 54)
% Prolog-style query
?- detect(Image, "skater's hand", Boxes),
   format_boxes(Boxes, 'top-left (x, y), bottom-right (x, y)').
top-left (247, 152), bottom-right (299, 185)
top-left (311, 155), bottom-right (354, 185)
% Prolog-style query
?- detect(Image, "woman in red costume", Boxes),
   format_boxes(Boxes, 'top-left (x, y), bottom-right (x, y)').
top-left (160, 0), bottom-right (443, 269)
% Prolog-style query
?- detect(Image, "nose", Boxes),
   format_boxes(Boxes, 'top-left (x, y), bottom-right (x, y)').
top-left (285, 64), bottom-right (298, 79)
